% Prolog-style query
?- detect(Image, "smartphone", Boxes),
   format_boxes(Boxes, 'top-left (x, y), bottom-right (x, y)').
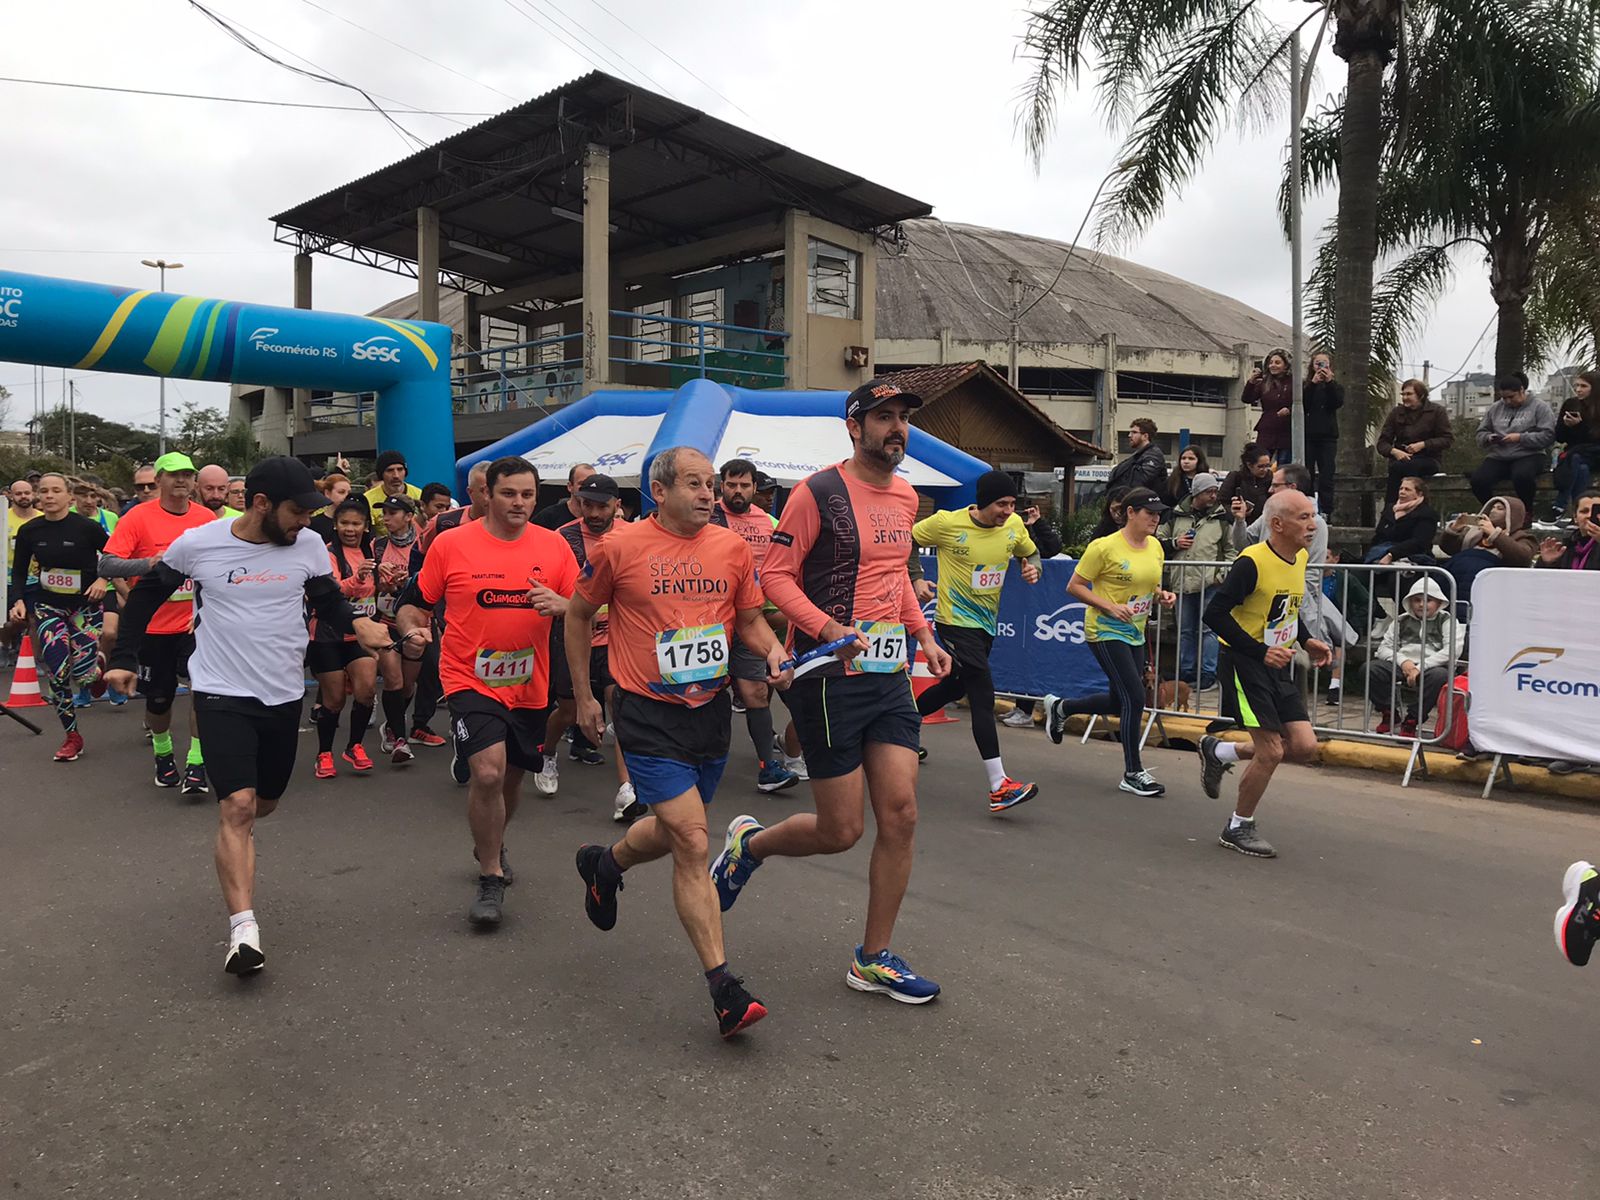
top-left (1184, 526), bottom-right (1198, 539)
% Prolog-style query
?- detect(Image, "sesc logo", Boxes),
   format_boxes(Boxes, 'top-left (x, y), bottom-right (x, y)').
top-left (1033, 601), bottom-right (1089, 645)
top-left (351, 336), bottom-right (401, 364)
top-left (594, 443), bottom-right (644, 470)
top-left (0, 285), bottom-right (22, 328)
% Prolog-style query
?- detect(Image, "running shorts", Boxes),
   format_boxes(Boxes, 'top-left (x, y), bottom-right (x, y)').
top-left (1219, 646), bottom-right (1308, 733)
top-left (933, 622), bottom-right (994, 677)
top-left (788, 670), bottom-right (921, 780)
top-left (194, 692), bottom-right (301, 801)
top-left (447, 689), bottom-right (545, 772)
top-left (307, 640), bottom-right (372, 676)
top-left (613, 688), bottom-right (732, 806)
top-left (553, 641), bottom-right (611, 702)
top-left (729, 638), bottom-right (771, 684)
top-left (137, 632), bottom-right (193, 708)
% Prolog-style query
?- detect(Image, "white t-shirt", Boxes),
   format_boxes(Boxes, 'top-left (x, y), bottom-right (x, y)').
top-left (161, 521), bottom-right (336, 706)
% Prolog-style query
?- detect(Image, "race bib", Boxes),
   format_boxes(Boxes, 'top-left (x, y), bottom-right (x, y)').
top-left (41, 568), bottom-right (83, 595)
top-left (350, 596), bottom-right (377, 618)
top-left (1265, 597), bottom-right (1300, 648)
top-left (475, 647), bottom-right (534, 689)
top-left (971, 565), bottom-right (1006, 592)
top-left (1127, 594), bottom-right (1154, 620)
top-left (169, 579), bottom-right (195, 603)
top-left (376, 590), bottom-right (399, 617)
top-left (655, 624), bottom-right (729, 685)
top-left (850, 620), bottom-right (908, 675)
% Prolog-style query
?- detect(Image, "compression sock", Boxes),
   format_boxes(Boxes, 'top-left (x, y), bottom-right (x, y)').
top-left (151, 730), bottom-right (173, 757)
top-left (1214, 741), bottom-right (1241, 763)
top-left (381, 689), bottom-right (408, 739)
top-left (982, 757), bottom-right (1008, 790)
top-left (745, 704), bottom-right (776, 763)
top-left (186, 738), bottom-right (203, 766)
top-left (347, 700), bottom-right (373, 749)
top-left (317, 710), bottom-right (340, 754)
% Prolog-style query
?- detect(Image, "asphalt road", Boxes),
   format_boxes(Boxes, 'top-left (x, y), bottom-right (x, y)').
top-left (3, 697), bottom-right (1597, 1199)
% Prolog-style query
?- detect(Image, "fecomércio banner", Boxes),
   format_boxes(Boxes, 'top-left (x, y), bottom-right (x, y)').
top-left (1468, 568), bottom-right (1600, 760)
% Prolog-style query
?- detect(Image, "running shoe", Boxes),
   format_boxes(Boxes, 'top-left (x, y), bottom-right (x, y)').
top-left (782, 753), bottom-right (810, 781)
top-left (224, 921), bottom-right (265, 975)
top-left (988, 777), bottom-right (1038, 812)
top-left (449, 739), bottom-right (470, 786)
top-left (314, 751), bottom-right (337, 780)
top-left (612, 782), bottom-right (645, 823)
top-left (108, 689), bottom-right (128, 707)
top-left (711, 974), bottom-right (767, 1038)
top-left (730, 693), bottom-right (746, 715)
top-left (575, 843), bottom-right (623, 931)
top-left (757, 761), bottom-right (800, 793)
top-left (390, 736), bottom-right (414, 768)
top-left (379, 723), bottom-right (397, 754)
top-left (1198, 735), bottom-right (1233, 800)
top-left (342, 745), bottom-right (373, 773)
top-left (1119, 770), bottom-right (1165, 797)
top-left (468, 874), bottom-right (508, 928)
top-left (1556, 861), bottom-right (1600, 966)
top-left (1218, 818), bottom-right (1276, 858)
top-left (154, 753), bottom-right (180, 788)
top-left (1044, 693), bottom-right (1068, 744)
top-left (534, 757), bottom-right (560, 797)
top-left (181, 763), bottom-right (209, 797)
top-left (711, 814), bottom-right (765, 912)
top-left (54, 731), bottom-right (85, 763)
top-left (409, 725), bottom-right (446, 748)
top-left (465, 845), bottom-right (514, 885)
top-left (845, 946), bottom-right (941, 1004)
top-left (569, 743), bottom-right (604, 766)
top-left (1001, 708), bottom-right (1033, 728)
top-left (73, 686), bottom-right (93, 709)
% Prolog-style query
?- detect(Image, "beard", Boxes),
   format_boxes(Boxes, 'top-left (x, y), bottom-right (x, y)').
top-left (722, 493), bottom-right (751, 514)
top-left (261, 508), bottom-right (298, 547)
top-left (583, 515), bottom-right (612, 536)
top-left (861, 432), bottom-right (906, 469)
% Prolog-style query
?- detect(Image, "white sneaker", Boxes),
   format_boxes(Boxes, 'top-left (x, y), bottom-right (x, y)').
top-left (1001, 709), bottom-right (1033, 728)
top-left (612, 781), bottom-right (641, 821)
top-left (379, 723), bottom-right (397, 754)
top-left (534, 756), bottom-right (560, 796)
top-left (224, 921), bottom-right (265, 975)
top-left (783, 753), bottom-right (809, 781)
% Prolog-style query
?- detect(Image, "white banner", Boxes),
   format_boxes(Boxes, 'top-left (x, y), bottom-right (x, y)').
top-left (1468, 568), bottom-right (1600, 760)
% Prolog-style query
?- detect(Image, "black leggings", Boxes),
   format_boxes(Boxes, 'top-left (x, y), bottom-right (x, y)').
top-left (1056, 640), bottom-right (1147, 775)
top-left (915, 623), bottom-right (999, 760)
top-left (1306, 437), bottom-right (1338, 515)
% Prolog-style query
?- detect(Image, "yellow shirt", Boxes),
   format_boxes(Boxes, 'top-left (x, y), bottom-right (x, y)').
top-left (1074, 531), bottom-right (1165, 645)
top-left (363, 482), bottom-right (422, 528)
top-left (6, 505), bottom-right (40, 583)
top-left (1218, 542), bottom-right (1308, 650)
top-left (913, 508), bottom-right (1037, 634)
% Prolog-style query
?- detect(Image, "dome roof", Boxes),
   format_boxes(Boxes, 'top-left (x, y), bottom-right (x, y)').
top-left (877, 219), bottom-right (1289, 356)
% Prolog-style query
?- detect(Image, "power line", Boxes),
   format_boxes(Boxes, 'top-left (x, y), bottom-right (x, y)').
top-left (294, 0), bottom-right (520, 102)
top-left (1429, 313), bottom-right (1499, 389)
top-left (0, 246), bottom-right (287, 255)
top-left (0, 75), bottom-right (495, 115)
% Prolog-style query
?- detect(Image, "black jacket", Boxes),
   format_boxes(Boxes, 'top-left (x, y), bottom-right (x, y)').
top-left (1303, 379), bottom-right (1345, 441)
top-left (1371, 501), bottom-right (1439, 561)
top-left (1106, 444), bottom-right (1167, 496)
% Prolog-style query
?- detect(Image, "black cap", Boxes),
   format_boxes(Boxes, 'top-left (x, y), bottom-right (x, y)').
top-left (575, 473), bottom-right (620, 501)
top-left (381, 494), bottom-right (417, 514)
top-left (845, 378), bottom-right (923, 422)
top-left (754, 471), bottom-right (777, 492)
top-left (245, 456), bottom-right (324, 510)
top-left (1122, 487), bottom-right (1171, 515)
top-left (375, 449), bottom-right (407, 474)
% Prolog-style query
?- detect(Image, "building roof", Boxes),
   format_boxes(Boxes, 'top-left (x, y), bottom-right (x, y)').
top-left (883, 361), bottom-right (1109, 460)
top-left (877, 219), bottom-right (1290, 356)
top-left (273, 71), bottom-right (931, 292)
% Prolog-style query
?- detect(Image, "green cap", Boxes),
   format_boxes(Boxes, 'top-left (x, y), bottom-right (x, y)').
top-left (153, 451), bottom-right (197, 475)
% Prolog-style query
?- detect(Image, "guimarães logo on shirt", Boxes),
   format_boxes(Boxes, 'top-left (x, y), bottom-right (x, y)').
top-left (477, 588), bottom-right (535, 608)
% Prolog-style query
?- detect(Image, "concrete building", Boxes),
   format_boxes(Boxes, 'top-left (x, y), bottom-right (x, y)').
top-left (1443, 373), bottom-right (1495, 421)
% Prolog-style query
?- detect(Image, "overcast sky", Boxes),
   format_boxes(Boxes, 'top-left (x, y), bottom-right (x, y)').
top-left (0, 0), bottom-right (1505, 433)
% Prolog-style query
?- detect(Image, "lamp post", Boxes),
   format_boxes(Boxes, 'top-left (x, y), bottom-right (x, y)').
top-left (140, 259), bottom-right (183, 452)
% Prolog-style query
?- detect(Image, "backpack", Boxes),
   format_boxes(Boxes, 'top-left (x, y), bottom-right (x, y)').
top-left (1432, 672), bottom-right (1471, 751)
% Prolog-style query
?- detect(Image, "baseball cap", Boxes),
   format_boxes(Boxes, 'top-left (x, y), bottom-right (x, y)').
top-left (845, 378), bottom-right (923, 422)
top-left (1122, 487), bottom-right (1171, 514)
top-left (575, 473), bottom-right (620, 501)
top-left (754, 471), bottom-right (777, 492)
top-left (153, 451), bottom-right (197, 475)
top-left (244, 456), bottom-right (324, 510)
top-left (1190, 472), bottom-right (1222, 494)
top-left (381, 494), bottom-right (417, 514)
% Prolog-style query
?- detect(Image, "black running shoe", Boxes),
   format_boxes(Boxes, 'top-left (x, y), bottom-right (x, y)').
top-left (468, 874), bottom-right (508, 927)
top-left (472, 845), bottom-right (516, 886)
top-left (575, 843), bottom-right (622, 931)
top-left (154, 753), bottom-right (180, 788)
top-left (181, 763), bottom-right (209, 797)
top-left (569, 744), bottom-right (604, 766)
top-left (1218, 819), bottom-right (1276, 858)
top-left (1556, 861), bottom-right (1600, 966)
top-left (449, 739), bottom-right (470, 786)
top-left (1198, 735), bottom-right (1233, 800)
top-left (917, 746), bottom-right (928, 763)
top-left (712, 974), bottom-right (768, 1039)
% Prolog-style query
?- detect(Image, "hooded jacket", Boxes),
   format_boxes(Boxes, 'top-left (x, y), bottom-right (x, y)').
top-left (1437, 497), bottom-right (1536, 567)
top-left (1476, 397), bottom-right (1557, 461)
top-left (1160, 495), bottom-right (1236, 591)
top-left (1374, 578), bottom-right (1458, 671)
top-left (1106, 443), bottom-right (1167, 495)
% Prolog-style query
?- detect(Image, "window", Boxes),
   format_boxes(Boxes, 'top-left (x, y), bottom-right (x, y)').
top-left (807, 238), bottom-right (858, 319)
top-left (631, 300), bottom-right (673, 362)
top-left (680, 289), bottom-right (722, 350)
top-left (530, 322), bottom-right (569, 367)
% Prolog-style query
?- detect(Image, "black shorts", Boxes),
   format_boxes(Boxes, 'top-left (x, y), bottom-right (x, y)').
top-left (1219, 647), bottom-right (1309, 733)
top-left (193, 692), bottom-right (301, 800)
top-left (554, 641), bottom-right (611, 702)
top-left (307, 639), bottom-right (372, 676)
top-left (447, 690), bottom-right (546, 773)
top-left (612, 687), bottom-right (732, 764)
top-left (137, 632), bottom-right (193, 704)
top-left (788, 670), bottom-right (921, 780)
top-left (935, 622), bottom-right (994, 678)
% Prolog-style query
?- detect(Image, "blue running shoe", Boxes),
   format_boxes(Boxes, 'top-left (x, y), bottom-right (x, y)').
top-left (73, 686), bottom-right (93, 709)
top-left (710, 814), bottom-right (765, 912)
top-left (846, 946), bottom-right (941, 1004)
top-left (756, 761), bottom-right (799, 793)
top-left (108, 689), bottom-right (128, 707)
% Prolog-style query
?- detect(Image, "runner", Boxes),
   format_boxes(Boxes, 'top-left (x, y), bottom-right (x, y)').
top-left (1043, 487), bottom-right (1177, 796)
top-left (710, 457), bottom-right (800, 794)
top-left (98, 452), bottom-right (216, 794)
top-left (104, 456), bottom-right (391, 974)
top-left (372, 496), bottom-right (425, 765)
top-left (397, 456), bottom-right (579, 928)
top-left (225, 476), bottom-right (246, 514)
top-left (121, 464), bottom-right (157, 515)
top-left (308, 472), bottom-right (352, 545)
top-left (1555, 861), bottom-right (1600, 966)
top-left (567, 446), bottom-right (786, 1038)
top-left (362, 450), bottom-right (422, 527)
top-left (1197, 488), bottom-right (1331, 858)
top-left (910, 470), bottom-right (1043, 811)
top-left (70, 479), bottom-right (120, 708)
top-left (533, 462), bottom-right (595, 529)
top-left (308, 498), bottom-right (380, 779)
top-left (537, 472), bottom-right (639, 820)
top-left (197, 464), bottom-right (241, 518)
top-left (8, 473), bottom-right (109, 761)
top-left (710, 378), bottom-right (953, 1005)
top-left (419, 461), bottom-right (489, 786)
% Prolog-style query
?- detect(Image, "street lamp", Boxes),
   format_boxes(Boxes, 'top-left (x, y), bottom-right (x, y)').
top-left (141, 258), bottom-right (184, 453)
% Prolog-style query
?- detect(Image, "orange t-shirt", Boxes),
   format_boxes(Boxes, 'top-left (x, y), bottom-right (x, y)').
top-left (316, 543), bottom-right (376, 640)
top-left (413, 519), bottom-right (580, 710)
top-left (104, 500), bottom-right (217, 635)
top-left (575, 516), bottom-right (761, 707)
top-left (715, 501), bottom-right (776, 571)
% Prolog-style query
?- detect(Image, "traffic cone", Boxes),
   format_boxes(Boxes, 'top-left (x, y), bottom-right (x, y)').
top-left (910, 656), bottom-right (959, 725)
top-left (6, 635), bottom-right (48, 708)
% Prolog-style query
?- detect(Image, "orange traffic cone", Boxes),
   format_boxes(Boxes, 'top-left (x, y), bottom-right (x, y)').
top-left (911, 656), bottom-right (959, 725)
top-left (6, 635), bottom-right (48, 708)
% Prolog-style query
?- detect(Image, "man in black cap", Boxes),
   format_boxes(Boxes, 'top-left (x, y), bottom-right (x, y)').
top-left (533, 462), bottom-right (596, 530)
top-left (107, 456), bottom-right (391, 977)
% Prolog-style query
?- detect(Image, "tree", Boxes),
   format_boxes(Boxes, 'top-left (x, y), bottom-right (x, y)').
top-left (0, 382), bottom-right (11, 432)
top-left (35, 405), bottom-right (159, 466)
top-left (166, 400), bottom-right (260, 473)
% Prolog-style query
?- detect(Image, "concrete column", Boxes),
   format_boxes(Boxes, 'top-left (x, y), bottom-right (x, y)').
top-left (580, 145), bottom-right (610, 388)
top-left (1094, 334), bottom-right (1119, 449)
top-left (1223, 342), bottom-right (1254, 465)
top-left (417, 206), bottom-right (441, 323)
top-left (291, 252), bottom-right (313, 437)
top-left (261, 387), bottom-right (291, 454)
top-left (782, 210), bottom-right (809, 389)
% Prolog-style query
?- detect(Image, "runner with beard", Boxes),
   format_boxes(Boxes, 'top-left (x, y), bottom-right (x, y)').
top-left (105, 457), bottom-right (390, 975)
top-left (711, 379), bottom-right (953, 1005)
top-left (419, 461), bottom-right (489, 786)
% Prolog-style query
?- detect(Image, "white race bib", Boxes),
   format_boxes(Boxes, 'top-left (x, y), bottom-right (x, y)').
top-left (971, 565), bottom-right (1006, 592)
top-left (1265, 596), bottom-right (1300, 648)
top-left (655, 624), bottom-right (729, 685)
top-left (475, 647), bottom-right (534, 689)
top-left (376, 590), bottom-right (399, 617)
top-left (41, 568), bottom-right (83, 595)
top-left (1127, 594), bottom-right (1153, 620)
top-left (170, 578), bottom-right (195, 603)
top-left (849, 620), bottom-right (908, 675)
top-left (351, 596), bottom-right (377, 618)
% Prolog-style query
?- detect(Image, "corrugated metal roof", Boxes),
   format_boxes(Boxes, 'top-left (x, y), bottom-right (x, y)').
top-left (878, 219), bottom-right (1289, 356)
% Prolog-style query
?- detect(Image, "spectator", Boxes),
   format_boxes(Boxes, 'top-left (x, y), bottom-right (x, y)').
top-left (1164, 446), bottom-right (1210, 507)
top-left (1437, 496), bottom-right (1537, 614)
top-left (121, 464), bottom-right (157, 514)
top-left (1537, 489), bottom-right (1600, 571)
top-left (1552, 371), bottom-right (1600, 518)
top-left (1319, 548), bottom-right (1370, 701)
top-left (1375, 378), bottom-right (1454, 506)
top-left (1302, 350), bottom-right (1344, 515)
top-left (1106, 418), bottom-right (1166, 495)
top-left (1366, 578), bottom-right (1459, 737)
top-left (1161, 471), bottom-right (1234, 689)
top-left (1470, 374), bottom-right (1556, 519)
top-left (1242, 348), bottom-right (1293, 462)
top-left (363, 450), bottom-right (422, 526)
top-left (1366, 475), bottom-right (1439, 564)
top-left (1088, 485), bottom-right (1133, 542)
top-left (1218, 443), bottom-right (1273, 525)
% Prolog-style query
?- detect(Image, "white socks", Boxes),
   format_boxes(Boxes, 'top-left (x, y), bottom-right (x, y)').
top-left (229, 909), bottom-right (256, 933)
top-left (1228, 813), bottom-right (1251, 830)
top-left (542, 754), bottom-right (558, 773)
top-left (1214, 742), bottom-right (1241, 763)
top-left (983, 757), bottom-right (1007, 790)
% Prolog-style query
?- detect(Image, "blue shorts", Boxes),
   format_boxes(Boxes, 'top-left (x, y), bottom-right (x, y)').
top-left (622, 752), bottom-right (728, 807)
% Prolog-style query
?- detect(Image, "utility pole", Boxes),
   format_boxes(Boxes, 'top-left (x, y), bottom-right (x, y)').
top-left (68, 380), bottom-right (76, 468)
top-left (1288, 29), bottom-right (1306, 467)
top-left (1007, 269), bottom-right (1023, 389)
top-left (141, 259), bottom-right (184, 453)
top-left (1422, 359), bottom-right (1431, 385)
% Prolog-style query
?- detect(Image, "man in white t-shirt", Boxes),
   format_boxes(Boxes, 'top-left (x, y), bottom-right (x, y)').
top-left (107, 457), bottom-right (389, 976)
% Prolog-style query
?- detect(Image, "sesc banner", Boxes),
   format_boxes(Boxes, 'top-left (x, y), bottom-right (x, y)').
top-left (1468, 568), bottom-right (1600, 760)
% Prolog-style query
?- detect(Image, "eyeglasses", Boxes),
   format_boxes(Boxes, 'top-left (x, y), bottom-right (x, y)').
top-left (134, 482), bottom-right (157, 491)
